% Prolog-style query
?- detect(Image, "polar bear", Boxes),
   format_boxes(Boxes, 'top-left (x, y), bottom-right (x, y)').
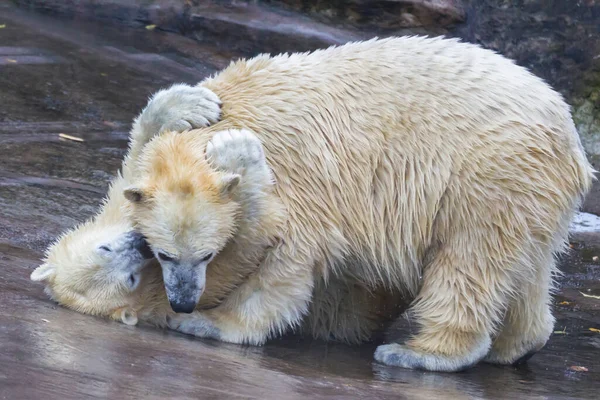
top-left (30, 84), bottom-right (227, 325)
top-left (122, 36), bottom-right (594, 372)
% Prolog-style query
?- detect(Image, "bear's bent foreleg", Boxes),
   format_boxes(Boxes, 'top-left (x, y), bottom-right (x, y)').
top-left (303, 276), bottom-right (405, 344)
top-left (167, 241), bottom-right (315, 345)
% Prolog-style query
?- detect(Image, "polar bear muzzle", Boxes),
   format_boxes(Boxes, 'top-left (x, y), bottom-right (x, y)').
top-left (160, 259), bottom-right (208, 313)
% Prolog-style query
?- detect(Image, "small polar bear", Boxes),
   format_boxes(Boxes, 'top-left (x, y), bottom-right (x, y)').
top-left (120, 36), bottom-right (594, 372)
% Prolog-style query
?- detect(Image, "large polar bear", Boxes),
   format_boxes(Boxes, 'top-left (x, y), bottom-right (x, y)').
top-left (119, 36), bottom-right (594, 372)
top-left (33, 36), bottom-right (593, 372)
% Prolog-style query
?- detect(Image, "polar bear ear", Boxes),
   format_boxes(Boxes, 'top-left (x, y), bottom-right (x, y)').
top-left (217, 173), bottom-right (241, 196)
top-left (31, 263), bottom-right (56, 282)
top-left (120, 308), bottom-right (139, 326)
top-left (123, 186), bottom-right (147, 203)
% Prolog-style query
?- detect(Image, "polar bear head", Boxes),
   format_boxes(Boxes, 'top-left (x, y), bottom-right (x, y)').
top-left (123, 133), bottom-right (242, 314)
top-left (31, 215), bottom-right (156, 326)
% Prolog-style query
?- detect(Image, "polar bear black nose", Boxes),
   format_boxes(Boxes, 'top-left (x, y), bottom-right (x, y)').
top-left (170, 299), bottom-right (196, 314)
top-left (129, 232), bottom-right (154, 259)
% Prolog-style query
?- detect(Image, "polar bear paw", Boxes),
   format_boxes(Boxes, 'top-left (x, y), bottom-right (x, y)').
top-left (138, 83), bottom-right (221, 136)
top-left (167, 312), bottom-right (221, 340)
top-left (374, 337), bottom-right (491, 372)
top-left (206, 129), bottom-right (267, 175)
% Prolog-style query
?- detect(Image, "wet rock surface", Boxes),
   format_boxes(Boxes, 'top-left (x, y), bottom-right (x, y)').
top-left (13, 0), bottom-right (600, 161)
top-left (264, 0), bottom-right (466, 30)
top-left (1, 4), bottom-right (599, 399)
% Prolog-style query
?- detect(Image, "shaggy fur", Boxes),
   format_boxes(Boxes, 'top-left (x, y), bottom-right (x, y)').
top-left (125, 36), bottom-right (594, 372)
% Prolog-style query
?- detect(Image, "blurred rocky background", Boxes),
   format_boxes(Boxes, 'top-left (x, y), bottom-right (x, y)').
top-left (10, 0), bottom-right (600, 210)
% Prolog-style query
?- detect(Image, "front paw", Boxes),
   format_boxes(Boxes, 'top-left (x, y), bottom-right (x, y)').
top-left (166, 312), bottom-right (221, 339)
top-left (206, 129), bottom-right (267, 174)
top-left (139, 83), bottom-right (221, 135)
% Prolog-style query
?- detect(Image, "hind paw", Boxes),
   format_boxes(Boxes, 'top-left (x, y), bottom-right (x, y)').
top-left (374, 337), bottom-right (491, 372)
top-left (484, 341), bottom-right (545, 365)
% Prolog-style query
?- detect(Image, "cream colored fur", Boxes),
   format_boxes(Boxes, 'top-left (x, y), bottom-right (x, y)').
top-left (125, 36), bottom-right (595, 372)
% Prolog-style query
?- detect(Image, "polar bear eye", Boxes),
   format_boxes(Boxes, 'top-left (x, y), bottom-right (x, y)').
top-left (201, 253), bottom-right (214, 262)
top-left (158, 251), bottom-right (175, 262)
top-left (98, 245), bottom-right (111, 252)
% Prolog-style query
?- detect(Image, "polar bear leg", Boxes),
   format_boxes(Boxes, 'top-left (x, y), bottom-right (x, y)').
top-left (206, 129), bottom-right (274, 186)
top-left (303, 276), bottom-right (403, 344)
top-left (484, 251), bottom-right (555, 365)
top-left (375, 193), bottom-right (527, 371)
top-left (128, 83), bottom-right (221, 163)
top-left (137, 83), bottom-right (221, 137)
top-left (374, 244), bottom-right (498, 372)
top-left (374, 121), bottom-right (577, 372)
top-left (167, 242), bottom-right (316, 345)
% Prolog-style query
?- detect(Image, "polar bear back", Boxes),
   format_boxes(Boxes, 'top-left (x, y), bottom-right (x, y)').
top-left (198, 36), bottom-right (592, 291)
